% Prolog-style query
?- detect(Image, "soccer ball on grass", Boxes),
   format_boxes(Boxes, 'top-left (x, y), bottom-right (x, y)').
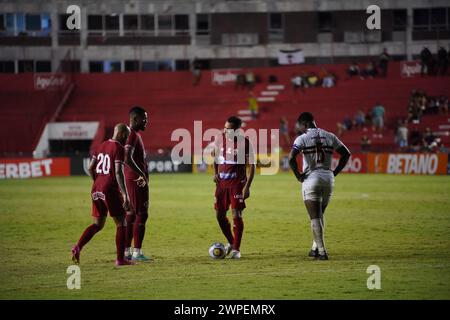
top-left (209, 242), bottom-right (226, 259)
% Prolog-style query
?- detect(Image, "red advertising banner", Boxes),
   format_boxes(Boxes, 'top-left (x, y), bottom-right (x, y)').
top-left (0, 158), bottom-right (71, 179)
top-left (367, 153), bottom-right (448, 175)
top-left (34, 73), bottom-right (67, 90)
top-left (331, 154), bottom-right (366, 173)
top-left (400, 60), bottom-right (421, 78)
top-left (211, 69), bottom-right (241, 85)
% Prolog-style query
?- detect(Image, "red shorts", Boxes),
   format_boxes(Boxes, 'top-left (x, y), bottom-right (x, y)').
top-left (214, 184), bottom-right (246, 212)
top-left (91, 189), bottom-right (125, 218)
top-left (126, 179), bottom-right (149, 215)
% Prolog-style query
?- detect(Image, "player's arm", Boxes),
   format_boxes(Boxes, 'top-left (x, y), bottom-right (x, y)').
top-left (243, 163), bottom-right (255, 200)
top-left (288, 147), bottom-right (306, 183)
top-left (212, 139), bottom-right (219, 184)
top-left (243, 143), bottom-right (255, 199)
top-left (115, 162), bottom-right (130, 211)
top-left (124, 145), bottom-right (147, 187)
top-left (88, 157), bottom-right (96, 181)
top-left (333, 145), bottom-right (351, 177)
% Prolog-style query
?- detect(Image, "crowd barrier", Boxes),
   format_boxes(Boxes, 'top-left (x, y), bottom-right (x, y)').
top-left (1, 153), bottom-right (449, 179)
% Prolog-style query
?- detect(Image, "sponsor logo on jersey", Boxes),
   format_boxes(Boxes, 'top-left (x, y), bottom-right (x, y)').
top-left (219, 172), bottom-right (237, 180)
top-left (92, 191), bottom-right (106, 201)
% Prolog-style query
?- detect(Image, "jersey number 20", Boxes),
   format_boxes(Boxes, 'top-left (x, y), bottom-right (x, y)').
top-left (96, 153), bottom-right (111, 175)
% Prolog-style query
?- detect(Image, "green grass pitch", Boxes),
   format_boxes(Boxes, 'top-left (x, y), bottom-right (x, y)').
top-left (0, 173), bottom-right (449, 299)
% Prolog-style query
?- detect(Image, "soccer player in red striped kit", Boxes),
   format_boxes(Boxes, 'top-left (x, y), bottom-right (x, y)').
top-left (213, 116), bottom-right (255, 259)
top-left (71, 123), bottom-right (134, 266)
top-left (124, 106), bottom-right (151, 261)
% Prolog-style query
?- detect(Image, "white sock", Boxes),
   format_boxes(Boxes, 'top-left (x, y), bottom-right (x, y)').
top-left (125, 247), bottom-right (132, 256)
top-left (311, 218), bottom-right (325, 255)
top-left (133, 248), bottom-right (141, 256)
top-left (311, 241), bottom-right (317, 251)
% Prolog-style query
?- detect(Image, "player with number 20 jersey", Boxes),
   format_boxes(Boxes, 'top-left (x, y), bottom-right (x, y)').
top-left (71, 124), bottom-right (134, 267)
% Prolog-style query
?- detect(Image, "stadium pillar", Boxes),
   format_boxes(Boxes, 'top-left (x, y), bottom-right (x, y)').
top-left (190, 12), bottom-right (197, 47)
top-left (50, 8), bottom-right (58, 73)
top-left (80, 4), bottom-right (89, 73)
top-left (119, 14), bottom-right (124, 37)
top-left (406, 7), bottom-right (413, 60)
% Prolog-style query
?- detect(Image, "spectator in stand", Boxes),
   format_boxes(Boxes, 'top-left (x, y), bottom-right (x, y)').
top-left (409, 127), bottom-right (423, 152)
top-left (408, 100), bottom-right (421, 123)
top-left (306, 72), bottom-right (319, 87)
top-left (365, 108), bottom-right (373, 128)
top-left (291, 73), bottom-right (304, 93)
top-left (395, 120), bottom-right (408, 151)
top-left (372, 102), bottom-right (385, 138)
top-left (280, 117), bottom-right (291, 146)
top-left (418, 91), bottom-right (428, 115)
top-left (299, 72), bottom-right (309, 88)
top-left (362, 61), bottom-right (378, 78)
top-left (435, 138), bottom-right (449, 153)
top-left (336, 115), bottom-right (353, 136)
top-left (343, 116), bottom-right (352, 131)
top-left (422, 127), bottom-right (436, 151)
top-left (437, 47), bottom-right (448, 76)
top-left (408, 90), bottom-right (428, 123)
top-left (360, 135), bottom-right (372, 152)
top-left (426, 97), bottom-right (439, 115)
top-left (235, 73), bottom-right (246, 90)
top-left (347, 62), bottom-right (360, 79)
top-left (248, 91), bottom-right (259, 120)
top-left (420, 47), bottom-right (433, 76)
top-left (192, 57), bottom-right (201, 86)
top-left (439, 95), bottom-right (448, 114)
top-left (245, 70), bottom-right (255, 90)
top-left (378, 48), bottom-right (391, 77)
top-left (321, 71), bottom-right (336, 88)
top-left (353, 109), bottom-right (366, 130)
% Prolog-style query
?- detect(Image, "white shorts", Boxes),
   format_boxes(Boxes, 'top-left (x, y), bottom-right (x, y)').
top-left (302, 170), bottom-right (334, 206)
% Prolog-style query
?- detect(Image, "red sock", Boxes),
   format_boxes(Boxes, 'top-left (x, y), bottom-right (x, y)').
top-left (217, 216), bottom-right (234, 245)
top-left (77, 224), bottom-right (101, 249)
top-left (116, 226), bottom-right (126, 261)
top-left (232, 217), bottom-right (244, 251)
top-left (125, 215), bottom-right (135, 248)
top-left (133, 214), bottom-right (148, 249)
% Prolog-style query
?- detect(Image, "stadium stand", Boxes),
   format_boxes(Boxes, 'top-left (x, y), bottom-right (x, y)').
top-left (1, 61), bottom-right (449, 157)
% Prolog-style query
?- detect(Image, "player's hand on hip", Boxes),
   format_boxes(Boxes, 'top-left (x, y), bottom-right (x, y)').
top-left (135, 176), bottom-right (147, 187)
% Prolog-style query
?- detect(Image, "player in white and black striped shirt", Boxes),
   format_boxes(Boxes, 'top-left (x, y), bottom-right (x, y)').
top-left (289, 112), bottom-right (351, 260)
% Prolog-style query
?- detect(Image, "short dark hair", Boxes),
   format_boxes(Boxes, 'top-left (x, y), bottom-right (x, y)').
top-left (129, 106), bottom-right (147, 117)
top-left (226, 116), bottom-right (242, 129)
top-left (297, 112), bottom-right (314, 124)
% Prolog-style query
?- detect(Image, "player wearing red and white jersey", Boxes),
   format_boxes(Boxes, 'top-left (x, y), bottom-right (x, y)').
top-left (123, 106), bottom-right (151, 262)
top-left (213, 116), bottom-right (255, 259)
top-left (71, 124), bottom-right (134, 266)
top-left (289, 112), bottom-right (351, 260)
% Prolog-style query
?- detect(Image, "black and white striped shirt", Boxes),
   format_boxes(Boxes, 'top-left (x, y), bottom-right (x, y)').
top-left (292, 128), bottom-right (344, 173)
